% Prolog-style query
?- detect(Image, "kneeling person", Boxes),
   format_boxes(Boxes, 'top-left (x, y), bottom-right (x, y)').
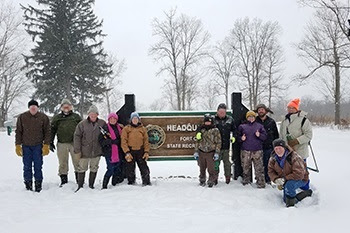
top-left (268, 139), bottom-right (312, 207)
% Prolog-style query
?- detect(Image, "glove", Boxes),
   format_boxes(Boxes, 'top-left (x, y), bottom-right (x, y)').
top-left (213, 153), bottom-right (219, 161)
top-left (125, 153), bottom-right (133, 162)
top-left (196, 132), bottom-right (202, 141)
top-left (42, 144), bottom-right (50, 156)
top-left (230, 137), bottom-right (236, 144)
top-left (288, 139), bottom-right (299, 147)
top-left (15, 145), bottom-right (23, 157)
top-left (274, 178), bottom-right (285, 186)
top-left (142, 152), bottom-right (149, 161)
top-left (50, 142), bottom-right (56, 152)
top-left (193, 152), bottom-right (199, 160)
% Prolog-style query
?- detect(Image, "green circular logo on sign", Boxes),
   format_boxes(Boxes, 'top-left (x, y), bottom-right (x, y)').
top-left (146, 125), bottom-right (166, 149)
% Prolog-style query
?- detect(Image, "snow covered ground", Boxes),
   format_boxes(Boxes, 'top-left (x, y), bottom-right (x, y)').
top-left (0, 127), bottom-right (348, 233)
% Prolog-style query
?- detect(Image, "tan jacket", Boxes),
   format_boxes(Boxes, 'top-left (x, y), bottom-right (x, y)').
top-left (268, 149), bottom-right (309, 182)
top-left (121, 124), bottom-right (150, 153)
top-left (15, 111), bottom-right (51, 146)
top-left (74, 118), bottom-right (106, 158)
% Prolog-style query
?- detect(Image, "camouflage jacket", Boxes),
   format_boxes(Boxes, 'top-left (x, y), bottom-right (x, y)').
top-left (195, 126), bottom-right (222, 153)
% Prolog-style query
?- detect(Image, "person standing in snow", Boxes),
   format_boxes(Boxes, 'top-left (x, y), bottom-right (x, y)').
top-left (268, 138), bottom-right (312, 207)
top-left (50, 99), bottom-right (82, 186)
top-left (237, 110), bottom-right (267, 188)
top-left (15, 100), bottom-right (51, 192)
top-left (255, 104), bottom-right (279, 184)
top-left (121, 112), bottom-right (151, 186)
top-left (74, 105), bottom-right (106, 191)
top-left (213, 103), bottom-right (236, 184)
top-left (99, 113), bottom-right (124, 189)
top-left (194, 114), bottom-right (222, 188)
top-left (279, 98), bottom-right (313, 190)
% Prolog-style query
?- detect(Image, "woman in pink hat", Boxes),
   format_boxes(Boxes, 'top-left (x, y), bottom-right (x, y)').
top-left (99, 113), bottom-right (124, 189)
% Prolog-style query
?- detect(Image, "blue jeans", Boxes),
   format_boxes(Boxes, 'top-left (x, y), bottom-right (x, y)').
top-left (301, 159), bottom-right (310, 190)
top-left (283, 180), bottom-right (308, 202)
top-left (22, 144), bottom-right (43, 182)
top-left (104, 156), bottom-right (121, 178)
top-left (263, 148), bottom-right (273, 183)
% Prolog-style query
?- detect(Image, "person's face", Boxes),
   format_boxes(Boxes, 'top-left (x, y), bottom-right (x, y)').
top-left (89, 112), bottom-right (98, 122)
top-left (131, 117), bottom-right (139, 125)
top-left (247, 116), bottom-right (255, 123)
top-left (217, 109), bottom-right (226, 119)
top-left (257, 108), bottom-right (267, 117)
top-left (274, 146), bottom-right (285, 157)
top-left (61, 104), bottom-right (72, 113)
top-left (287, 107), bottom-right (297, 114)
top-left (29, 105), bottom-right (38, 115)
top-left (109, 117), bottom-right (117, 125)
top-left (204, 121), bottom-right (211, 126)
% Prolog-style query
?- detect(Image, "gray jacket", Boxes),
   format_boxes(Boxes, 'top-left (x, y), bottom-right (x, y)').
top-left (74, 118), bottom-right (106, 158)
top-left (280, 111), bottom-right (313, 159)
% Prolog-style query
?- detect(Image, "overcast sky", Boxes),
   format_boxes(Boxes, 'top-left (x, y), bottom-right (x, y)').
top-left (14, 0), bottom-right (317, 111)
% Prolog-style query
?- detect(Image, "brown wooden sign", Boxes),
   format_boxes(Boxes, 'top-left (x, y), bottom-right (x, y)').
top-left (141, 116), bottom-right (203, 157)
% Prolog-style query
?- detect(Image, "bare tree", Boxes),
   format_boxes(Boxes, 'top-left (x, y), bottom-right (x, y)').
top-left (200, 81), bottom-right (221, 110)
top-left (101, 54), bottom-right (126, 114)
top-left (296, 8), bottom-right (350, 125)
top-left (0, 1), bottom-right (29, 127)
top-left (150, 9), bottom-right (210, 110)
top-left (208, 38), bottom-right (237, 106)
top-left (228, 18), bottom-right (283, 109)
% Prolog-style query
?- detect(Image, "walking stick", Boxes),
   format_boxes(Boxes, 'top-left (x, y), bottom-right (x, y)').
top-left (307, 142), bottom-right (320, 173)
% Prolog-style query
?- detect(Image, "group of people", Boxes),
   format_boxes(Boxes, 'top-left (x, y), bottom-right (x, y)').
top-left (194, 99), bottom-right (313, 207)
top-left (14, 97), bottom-right (313, 207)
top-left (15, 99), bottom-right (150, 193)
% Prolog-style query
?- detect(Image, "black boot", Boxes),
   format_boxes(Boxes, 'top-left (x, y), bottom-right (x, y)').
top-left (24, 181), bottom-right (33, 191)
top-left (199, 181), bottom-right (206, 187)
top-left (59, 174), bottom-right (68, 187)
top-left (296, 189), bottom-right (313, 201)
top-left (112, 175), bottom-right (123, 186)
top-left (34, 180), bottom-right (42, 193)
top-left (75, 172), bottom-right (85, 192)
top-left (75, 172), bottom-right (79, 184)
top-left (102, 176), bottom-right (110, 189)
top-left (286, 196), bottom-right (296, 208)
top-left (89, 172), bottom-right (97, 189)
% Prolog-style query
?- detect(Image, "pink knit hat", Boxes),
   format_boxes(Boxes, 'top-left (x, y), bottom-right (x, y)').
top-left (108, 113), bottom-right (119, 121)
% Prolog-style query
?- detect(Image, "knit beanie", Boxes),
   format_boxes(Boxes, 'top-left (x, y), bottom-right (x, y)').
top-left (28, 99), bottom-right (39, 108)
top-left (246, 110), bottom-right (256, 119)
top-left (287, 98), bottom-right (300, 111)
top-left (87, 105), bottom-right (99, 114)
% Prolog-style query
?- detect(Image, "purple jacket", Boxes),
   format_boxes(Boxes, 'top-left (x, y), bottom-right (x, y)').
top-left (238, 121), bottom-right (267, 151)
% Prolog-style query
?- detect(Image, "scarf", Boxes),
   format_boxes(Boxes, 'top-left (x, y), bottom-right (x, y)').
top-left (275, 149), bottom-right (289, 169)
top-left (107, 123), bottom-right (122, 163)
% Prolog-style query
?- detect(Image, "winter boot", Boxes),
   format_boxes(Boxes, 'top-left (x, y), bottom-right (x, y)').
top-left (296, 189), bottom-right (313, 201)
top-left (285, 196), bottom-right (296, 208)
top-left (75, 172), bottom-right (85, 192)
top-left (34, 180), bottom-right (42, 193)
top-left (111, 175), bottom-right (123, 186)
top-left (59, 174), bottom-right (68, 187)
top-left (89, 172), bottom-right (97, 189)
top-left (24, 181), bottom-right (33, 191)
top-left (199, 180), bottom-right (206, 187)
top-left (225, 176), bottom-right (231, 184)
top-left (75, 172), bottom-right (79, 184)
top-left (207, 182), bottom-right (214, 188)
top-left (102, 176), bottom-right (111, 189)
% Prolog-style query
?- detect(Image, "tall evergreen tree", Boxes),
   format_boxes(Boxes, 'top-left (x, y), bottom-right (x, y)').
top-left (22, 0), bottom-right (111, 115)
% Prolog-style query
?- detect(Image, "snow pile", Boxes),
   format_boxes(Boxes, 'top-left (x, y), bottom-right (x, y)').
top-left (0, 127), bottom-right (348, 233)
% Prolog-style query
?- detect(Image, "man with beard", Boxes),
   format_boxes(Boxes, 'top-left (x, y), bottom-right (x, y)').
top-left (255, 104), bottom-right (279, 183)
top-left (51, 99), bottom-right (82, 186)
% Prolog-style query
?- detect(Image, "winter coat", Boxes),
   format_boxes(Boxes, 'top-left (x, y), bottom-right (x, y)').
top-left (15, 111), bottom-right (51, 146)
top-left (195, 125), bottom-right (222, 153)
top-left (74, 117), bottom-right (106, 158)
top-left (268, 149), bottom-right (309, 182)
top-left (121, 123), bottom-right (150, 153)
top-left (279, 111), bottom-right (313, 159)
top-left (237, 121), bottom-right (267, 151)
top-left (51, 111), bottom-right (82, 143)
top-left (256, 115), bottom-right (279, 150)
top-left (98, 124), bottom-right (123, 157)
top-left (214, 115), bottom-right (236, 150)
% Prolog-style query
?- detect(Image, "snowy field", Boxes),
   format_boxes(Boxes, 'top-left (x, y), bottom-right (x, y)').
top-left (0, 127), bottom-right (348, 233)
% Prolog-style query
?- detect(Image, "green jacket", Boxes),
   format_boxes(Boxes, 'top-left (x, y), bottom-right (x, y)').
top-left (51, 111), bottom-right (82, 143)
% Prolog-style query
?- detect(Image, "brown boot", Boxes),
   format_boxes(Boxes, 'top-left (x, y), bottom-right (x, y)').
top-left (225, 176), bottom-right (231, 184)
